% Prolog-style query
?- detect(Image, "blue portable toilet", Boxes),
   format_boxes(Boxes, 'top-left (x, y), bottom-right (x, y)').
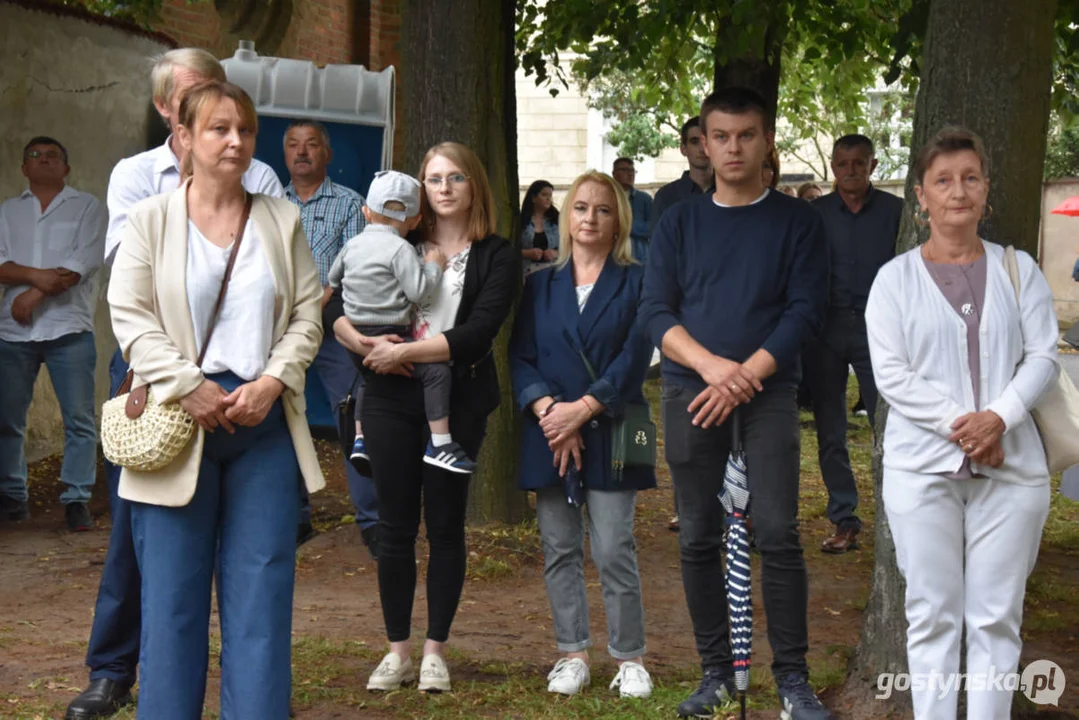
top-left (223, 41), bottom-right (395, 430)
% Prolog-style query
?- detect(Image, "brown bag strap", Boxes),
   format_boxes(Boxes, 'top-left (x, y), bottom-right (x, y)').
top-left (114, 192), bottom-right (253, 399)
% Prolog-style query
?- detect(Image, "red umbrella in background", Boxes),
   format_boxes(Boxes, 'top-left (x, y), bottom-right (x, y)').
top-left (1052, 195), bottom-right (1079, 216)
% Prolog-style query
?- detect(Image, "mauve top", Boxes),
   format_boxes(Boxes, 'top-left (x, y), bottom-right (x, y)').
top-left (922, 253), bottom-right (988, 479)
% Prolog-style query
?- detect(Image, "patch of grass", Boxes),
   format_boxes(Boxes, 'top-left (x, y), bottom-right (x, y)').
top-left (1042, 476), bottom-right (1079, 553)
top-left (467, 555), bottom-right (515, 581)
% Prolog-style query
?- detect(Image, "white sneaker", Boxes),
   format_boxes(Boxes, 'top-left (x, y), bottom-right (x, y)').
top-left (418, 653), bottom-right (452, 693)
top-left (367, 652), bottom-right (414, 691)
top-left (610, 661), bottom-right (653, 698)
top-left (547, 657), bottom-right (590, 695)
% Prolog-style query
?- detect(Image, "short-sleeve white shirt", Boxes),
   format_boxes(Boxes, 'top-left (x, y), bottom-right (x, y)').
top-left (0, 185), bottom-right (106, 342)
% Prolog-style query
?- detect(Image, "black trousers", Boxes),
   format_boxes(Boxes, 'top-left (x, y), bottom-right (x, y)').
top-left (362, 374), bottom-right (487, 643)
top-left (804, 309), bottom-right (877, 529)
top-left (662, 382), bottom-right (809, 678)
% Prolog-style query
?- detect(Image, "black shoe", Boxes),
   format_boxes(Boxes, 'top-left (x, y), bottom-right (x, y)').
top-left (677, 668), bottom-right (736, 717)
top-left (65, 678), bottom-right (134, 720)
top-left (65, 502), bottom-right (93, 532)
top-left (0, 495), bottom-right (30, 522)
top-left (776, 672), bottom-right (836, 720)
top-left (297, 520), bottom-right (317, 547)
top-left (361, 524), bottom-right (380, 561)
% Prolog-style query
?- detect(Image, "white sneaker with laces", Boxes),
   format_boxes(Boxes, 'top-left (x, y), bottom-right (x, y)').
top-left (418, 653), bottom-right (452, 693)
top-left (547, 657), bottom-right (590, 695)
top-left (610, 661), bottom-right (653, 698)
top-left (366, 652), bottom-right (414, 691)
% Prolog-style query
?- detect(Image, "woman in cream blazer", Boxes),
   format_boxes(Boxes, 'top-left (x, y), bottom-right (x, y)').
top-left (866, 127), bottom-right (1058, 720)
top-left (107, 81), bottom-right (323, 720)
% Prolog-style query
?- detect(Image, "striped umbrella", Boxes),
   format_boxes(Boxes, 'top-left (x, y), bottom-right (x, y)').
top-left (719, 414), bottom-right (752, 719)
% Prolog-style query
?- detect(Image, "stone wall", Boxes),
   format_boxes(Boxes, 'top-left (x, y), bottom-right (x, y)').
top-left (0, 0), bottom-right (174, 462)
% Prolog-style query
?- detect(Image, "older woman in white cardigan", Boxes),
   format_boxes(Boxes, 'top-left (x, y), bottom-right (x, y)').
top-left (865, 127), bottom-right (1059, 720)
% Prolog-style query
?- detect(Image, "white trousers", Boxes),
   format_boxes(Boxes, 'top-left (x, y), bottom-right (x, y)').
top-left (883, 469), bottom-right (1050, 720)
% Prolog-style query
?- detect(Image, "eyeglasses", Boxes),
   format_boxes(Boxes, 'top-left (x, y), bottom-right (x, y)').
top-left (26, 150), bottom-right (64, 162)
top-left (424, 173), bottom-right (470, 189)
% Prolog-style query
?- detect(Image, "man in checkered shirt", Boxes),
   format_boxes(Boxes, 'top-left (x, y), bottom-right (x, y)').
top-left (283, 120), bottom-right (379, 555)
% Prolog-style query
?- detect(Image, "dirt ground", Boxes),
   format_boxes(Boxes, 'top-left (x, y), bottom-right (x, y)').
top-left (1, 425), bottom-right (1077, 719)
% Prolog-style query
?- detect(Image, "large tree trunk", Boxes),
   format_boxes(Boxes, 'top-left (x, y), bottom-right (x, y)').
top-left (842, 0), bottom-right (1057, 715)
top-left (399, 0), bottom-right (530, 523)
top-left (712, 18), bottom-right (785, 121)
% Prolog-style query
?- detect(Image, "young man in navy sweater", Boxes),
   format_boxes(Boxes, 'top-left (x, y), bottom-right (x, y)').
top-left (639, 87), bottom-right (834, 720)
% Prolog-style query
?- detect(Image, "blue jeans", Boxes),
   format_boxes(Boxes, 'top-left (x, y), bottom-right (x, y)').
top-left (130, 372), bottom-right (300, 720)
top-left (310, 337), bottom-right (377, 528)
top-left (86, 348), bottom-right (139, 683)
top-left (0, 332), bottom-right (97, 504)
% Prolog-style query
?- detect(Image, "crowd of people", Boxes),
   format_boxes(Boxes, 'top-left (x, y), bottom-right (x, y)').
top-left (0, 45), bottom-right (1062, 720)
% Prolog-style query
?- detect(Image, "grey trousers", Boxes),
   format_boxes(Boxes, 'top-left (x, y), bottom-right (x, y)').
top-left (535, 486), bottom-right (647, 660)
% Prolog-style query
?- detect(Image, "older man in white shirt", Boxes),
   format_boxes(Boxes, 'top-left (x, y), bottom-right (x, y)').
top-left (66, 48), bottom-right (283, 720)
top-left (0, 137), bottom-right (105, 532)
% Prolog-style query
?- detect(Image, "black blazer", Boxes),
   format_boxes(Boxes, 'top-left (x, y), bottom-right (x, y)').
top-left (323, 233), bottom-right (518, 418)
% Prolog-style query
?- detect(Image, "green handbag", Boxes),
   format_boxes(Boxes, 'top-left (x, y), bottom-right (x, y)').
top-left (577, 349), bottom-right (657, 482)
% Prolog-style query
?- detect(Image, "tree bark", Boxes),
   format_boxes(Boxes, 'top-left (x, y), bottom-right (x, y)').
top-left (399, 0), bottom-right (530, 523)
top-left (843, 0), bottom-right (1057, 715)
top-left (712, 18), bottom-right (785, 121)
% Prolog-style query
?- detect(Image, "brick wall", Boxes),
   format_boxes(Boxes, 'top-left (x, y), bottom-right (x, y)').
top-left (153, 0), bottom-right (358, 66)
top-left (155, 0), bottom-right (227, 56)
top-left (278, 0), bottom-right (354, 64)
top-left (370, 0), bottom-right (403, 167)
top-left (150, 0), bottom-right (404, 163)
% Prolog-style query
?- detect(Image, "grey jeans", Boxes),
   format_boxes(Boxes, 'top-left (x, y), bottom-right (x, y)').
top-left (535, 486), bottom-right (647, 660)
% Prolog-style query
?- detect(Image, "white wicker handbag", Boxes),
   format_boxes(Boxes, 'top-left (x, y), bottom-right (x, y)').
top-left (1003, 245), bottom-right (1079, 473)
top-left (101, 195), bottom-right (251, 472)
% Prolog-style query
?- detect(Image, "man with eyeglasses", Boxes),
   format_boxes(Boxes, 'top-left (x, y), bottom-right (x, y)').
top-left (0, 137), bottom-right (105, 532)
top-left (612, 157), bottom-right (653, 263)
top-left (282, 119), bottom-right (375, 552)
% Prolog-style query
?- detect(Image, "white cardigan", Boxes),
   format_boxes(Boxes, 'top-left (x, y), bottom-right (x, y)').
top-left (865, 241), bottom-right (1059, 485)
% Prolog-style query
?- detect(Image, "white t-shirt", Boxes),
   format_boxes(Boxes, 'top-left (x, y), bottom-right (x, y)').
top-left (412, 243), bottom-right (471, 340)
top-left (186, 219), bottom-right (275, 381)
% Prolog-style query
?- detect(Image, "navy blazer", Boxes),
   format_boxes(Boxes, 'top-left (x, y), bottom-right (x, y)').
top-left (509, 257), bottom-right (657, 492)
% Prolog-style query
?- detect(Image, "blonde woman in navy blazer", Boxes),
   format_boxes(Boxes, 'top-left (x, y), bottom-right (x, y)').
top-left (510, 170), bottom-right (656, 700)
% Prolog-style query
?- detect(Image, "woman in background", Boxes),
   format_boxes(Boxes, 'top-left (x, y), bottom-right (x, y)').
top-left (521, 179), bottom-right (560, 275)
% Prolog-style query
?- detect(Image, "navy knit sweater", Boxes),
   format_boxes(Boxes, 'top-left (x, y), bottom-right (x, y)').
top-left (638, 190), bottom-right (829, 392)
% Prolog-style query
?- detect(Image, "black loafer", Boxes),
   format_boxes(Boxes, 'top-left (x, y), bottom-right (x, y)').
top-left (65, 502), bottom-right (93, 532)
top-left (0, 495), bottom-right (29, 522)
top-left (361, 524), bottom-right (380, 561)
top-left (65, 677), bottom-right (134, 719)
top-left (297, 520), bottom-right (317, 547)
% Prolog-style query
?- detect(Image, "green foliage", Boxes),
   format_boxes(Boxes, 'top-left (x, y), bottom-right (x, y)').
top-left (53, 0), bottom-right (166, 24)
top-left (518, 0), bottom-right (916, 164)
top-left (1044, 116), bottom-right (1079, 179)
top-left (603, 112), bottom-right (680, 161)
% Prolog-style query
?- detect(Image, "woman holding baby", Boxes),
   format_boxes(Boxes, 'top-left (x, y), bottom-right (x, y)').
top-left (324, 142), bottom-right (516, 693)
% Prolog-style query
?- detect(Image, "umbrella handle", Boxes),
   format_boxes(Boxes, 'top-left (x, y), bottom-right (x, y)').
top-left (731, 408), bottom-right (743, 454)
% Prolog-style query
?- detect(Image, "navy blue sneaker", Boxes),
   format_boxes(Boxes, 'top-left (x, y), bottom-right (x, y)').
top-left (677, 668), bottom-right (736, 718)
top-left (777, 673), bottom-right (835, 720)
top-left (423, 440), bottom-right (477, 474)
top-left (350, 436), bottom-right (369, 462)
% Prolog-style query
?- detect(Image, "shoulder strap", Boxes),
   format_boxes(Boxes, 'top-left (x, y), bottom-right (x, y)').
top-left (112, 193), bottom-right (252, 399)
top-left (1003, 245), bottom-right (1021, 301)
top-left (195, 192), bottom-right (253, 367)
